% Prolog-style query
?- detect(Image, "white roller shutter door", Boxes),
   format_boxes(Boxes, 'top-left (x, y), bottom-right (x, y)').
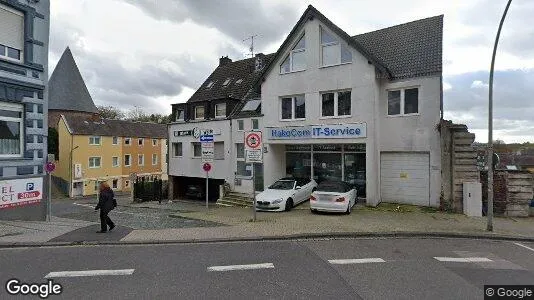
top-left (380, 152), bottom-right (430, 206)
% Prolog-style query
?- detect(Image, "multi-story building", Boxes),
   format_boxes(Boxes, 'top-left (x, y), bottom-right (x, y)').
top-left (55, 115), bottom-right (167, 197)
top-left (169, 5), bottom-right (443, 207)
top-left (0, 0), bottom-right (50, 220)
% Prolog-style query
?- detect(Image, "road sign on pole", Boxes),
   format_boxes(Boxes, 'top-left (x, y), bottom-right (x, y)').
top-left (202, 163), bottom-right (211, 210)
top-left (245, 131), bottom-right (263, 164)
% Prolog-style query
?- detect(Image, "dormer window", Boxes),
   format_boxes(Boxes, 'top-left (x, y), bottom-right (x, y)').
top-left (280, 33), bottom-right (306, 73)
top-left (222, 78), bottom-right (231, 86)
top-left (175, 109), bottom-right (184, 121)
top-left (206, 81), bottom-right (215, 89)
top-left (321, 27), bottom-right (352, 66)
top-left (194, 106), bottom-right (205, 119)
top-left (215, 103), bottom-right (226, 118)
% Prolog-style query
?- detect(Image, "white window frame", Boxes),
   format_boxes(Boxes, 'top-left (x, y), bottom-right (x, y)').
top-left (112, 156), bottom-right (120, 167)
top-left (152, 153), bottom-right (158, 165)
top-left (235, 143), bottom-right (251, 178)
top-left (89, 136), bottom-right (101, 145)
top-left (138, 154), bottom-right (144, 166)
top-left (280, 33), bottom-right (306, 74)
top-left (175, 109), bottom-right (185, 121)
top-left (215, 103), bottom-right (226, 118)
top-left (194, 106), bottom-right (205, 120)
top-left (124, 154), bottom-right (131, 167)
top-left (124, 138), bottom-right (131, 145)
top-left (252, 119), bottom-right (259, 130)
top-left (112, 136), bottom-right (119, 145)
top-left (320, 26), bottom-right (352, 67)
top-left (237, 120), bottom-right (244, 131)
top-left (0, 102), bottom-right (23, 158)
top-left (387, 87), bottom-right (420, 117)
top-left (192, 142), bottom-right (201, 158)
top-left (320, 90), bottom-right (352, 119)
top-left (152, 139), bottom-right (158, 146)
top-left (280, 95), bottom-right (306, 121)
top-left (138, 138), bottom-right (144, 146)
top-left (172, 142), bottom-right (183, 157)
top-left (0, 4), bottom-right (24, 63)
top-left (89, 156), bottom-right (101, 168)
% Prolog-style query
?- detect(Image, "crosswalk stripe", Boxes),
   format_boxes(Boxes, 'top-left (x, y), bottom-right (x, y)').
top-left (434, 257), bottom-right (492, 262)
top-left (45, 269), bottom-right (135, 278)
top-left (513, 242), bottom-right (534, 253)
top-left (207, 263), bottom-right (274, 272)
top-left (329, 258), bottom-right (386, 264)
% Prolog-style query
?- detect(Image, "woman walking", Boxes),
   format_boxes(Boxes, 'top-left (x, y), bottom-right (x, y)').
top-left (95, 182), bottom-right (116, 233)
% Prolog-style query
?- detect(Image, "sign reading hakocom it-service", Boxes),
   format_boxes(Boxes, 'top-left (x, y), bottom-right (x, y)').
top-left (267, 123), bottom-right (367, 140)
top-left (0, 178), bottom-right (43, 210)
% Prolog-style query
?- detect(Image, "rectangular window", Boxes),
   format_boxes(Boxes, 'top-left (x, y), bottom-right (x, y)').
top-left (388, 88), bottom-right (419, 116)
top-left (281, 95), bottom-right (305, 120)
top-left (321, 90), bottom-right (351, 117)
top-left (175, 109), bottom-right (184, 121)
top-left (89, 157), bottom-right (101, 168)
top-left (214, 142), bottom-right (224, 160)
top-left (194, 106), bottom-right (205, 119)
top-left (124, 154), bottom-right (131, 166)
top-left (112, 136), bottom-right (119, 145)
top-left (124, 138), bottom-right (131, 145)
top-left (112, 179), bottom-right (118, 189)
top-left (152, 154), bottom-right (158, 165)
top-left (280, 33), bottom-right (306, 73)
top-left (138, 154), bottom-right (144, 166)
top-left (321, 26), bottom-right (352, 66)
top-left (252, 119), bottom-right (259, 130)
top-left (237, 120), bottom-right (244, 131)
top-left (0, 102), bottom-right (23, 157)
top-left (172, 142), bottom-right (183, 157)
top-left (236, 143), bottom-right (244, 159)
top-left (112, 156), bottom-right (119, 167)
top-left (0, 4), bottom-right (24, 63)
top-left (215, 103), bottom-right (226, 118)
top-left (152, 139), bottom-right (158, 146)
top-left (192, 142), bottom-right (201, 157)
top-left (236, 161), bottom-right (252, 177)
top-left (89, 136), bottom-right (101, 145)
top-left (138, 138), bottom-right (144, 146)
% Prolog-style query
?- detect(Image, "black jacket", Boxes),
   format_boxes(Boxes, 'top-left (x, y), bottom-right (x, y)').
top-left (96, 188), bottom-right (115, 213)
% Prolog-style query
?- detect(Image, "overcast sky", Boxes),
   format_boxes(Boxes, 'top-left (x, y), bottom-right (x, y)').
top-left (49, 0), bottom-right (534, 143)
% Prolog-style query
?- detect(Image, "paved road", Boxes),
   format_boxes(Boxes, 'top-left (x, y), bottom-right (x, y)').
top-left (1, 238), bottom-right (533, 299)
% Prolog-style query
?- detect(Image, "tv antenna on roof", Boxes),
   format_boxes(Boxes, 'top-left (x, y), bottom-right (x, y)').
top-left (243, 35), bottom-right (259, 57)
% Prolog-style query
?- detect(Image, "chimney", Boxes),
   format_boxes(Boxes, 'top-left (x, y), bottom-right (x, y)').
top-left (219, 56), bottom-right (232, 66)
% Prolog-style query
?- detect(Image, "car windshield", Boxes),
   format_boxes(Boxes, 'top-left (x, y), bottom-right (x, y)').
top-left (269, 180), bottom-right (295, 190)
top-left (316, 181), bottom-right (346, 193)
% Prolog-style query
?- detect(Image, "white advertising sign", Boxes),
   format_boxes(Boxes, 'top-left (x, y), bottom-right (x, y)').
top-left (74, 164), bottom-right (82, 179)
top-left (201, 143), bottom-right (214, 163)
top-left (0, 177), bottom-right (43, 210)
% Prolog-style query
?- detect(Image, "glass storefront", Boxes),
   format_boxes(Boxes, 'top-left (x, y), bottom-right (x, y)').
top-left (285, 143), bottom-right (366, 197)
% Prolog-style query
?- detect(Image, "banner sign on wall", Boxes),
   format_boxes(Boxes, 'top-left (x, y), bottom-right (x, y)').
top-left (266, 123), bottom-right (367, 140)
top-left (0, 177), bottom-right (43, 210)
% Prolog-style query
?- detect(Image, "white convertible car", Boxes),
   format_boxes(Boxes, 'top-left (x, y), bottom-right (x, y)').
top-left (255, 177), bottom-right (317, 212)
top-left (310, 181), bottom-right (357, 214)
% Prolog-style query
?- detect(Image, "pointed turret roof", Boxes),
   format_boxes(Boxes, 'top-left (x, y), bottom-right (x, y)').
top-left (48, 47), bottom-right (98, 113)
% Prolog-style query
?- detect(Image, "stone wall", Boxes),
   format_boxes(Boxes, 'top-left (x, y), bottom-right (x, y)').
top-left (481, 170), bottom-right (533, 217)
top-left (440, 120), bottom-right (480, 212)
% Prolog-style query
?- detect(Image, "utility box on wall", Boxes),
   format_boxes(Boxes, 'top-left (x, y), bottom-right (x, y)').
top-left (463, 182), bottom-right (482, 217)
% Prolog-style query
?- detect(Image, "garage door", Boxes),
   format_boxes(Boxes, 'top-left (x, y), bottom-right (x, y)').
top-left (380, 152), bottom-right (429, 206)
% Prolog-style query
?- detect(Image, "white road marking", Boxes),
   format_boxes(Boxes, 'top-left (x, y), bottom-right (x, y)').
top-left (45, 269), bottom-right (135, 278)
top-left (513, 242), bottom-right (534, 253)
top-left (434, 257), bottom-right (492, 262)
top-left (329, 258), bottom-right (386, 264)
top-left (207, 263), bottom-right (274, 272)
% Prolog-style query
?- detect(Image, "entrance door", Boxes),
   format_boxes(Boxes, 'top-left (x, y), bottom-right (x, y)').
top-left (72, 182), bottom-right (83, 197)
top-left (380, 152), bottom-right (430, 206)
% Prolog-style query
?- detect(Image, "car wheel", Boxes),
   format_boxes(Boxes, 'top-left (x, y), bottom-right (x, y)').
top-left (285, 198), bottom-right (294, 211)
top-left (345, 203), bottom-right (351, 215)
top-left (310, 209), bottom-right (317, 214)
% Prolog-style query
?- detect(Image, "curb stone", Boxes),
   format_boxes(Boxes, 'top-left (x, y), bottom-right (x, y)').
top-left (1, 231), bottom-right (533, 249)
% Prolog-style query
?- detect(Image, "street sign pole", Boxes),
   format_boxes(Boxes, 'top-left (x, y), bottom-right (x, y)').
top-left (48, 172), bottom-right (52, 222)
top-left (252, 163), bottom-right (256, 222)
top-left (206, 171), bottom-right (209, 210)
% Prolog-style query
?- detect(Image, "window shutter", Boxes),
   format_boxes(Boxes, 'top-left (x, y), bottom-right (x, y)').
top-left (0, 6), bottom-right (24, 50)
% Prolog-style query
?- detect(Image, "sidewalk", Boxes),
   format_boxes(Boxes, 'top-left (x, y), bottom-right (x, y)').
top-left (0, 216), bottom-right (95, 243)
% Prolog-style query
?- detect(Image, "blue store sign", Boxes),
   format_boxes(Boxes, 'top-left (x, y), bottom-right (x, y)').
top-left (267, 123), bottom-right (367, 140)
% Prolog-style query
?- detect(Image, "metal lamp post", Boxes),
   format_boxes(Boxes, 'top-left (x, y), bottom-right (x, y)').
top-left (487, 0), bottom-right (512, 231)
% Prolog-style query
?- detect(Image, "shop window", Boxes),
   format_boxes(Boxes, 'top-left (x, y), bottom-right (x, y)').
top-left (321, 91), bottom-right (351, 117)
top-left (192, 142), bottom-right (201, 157)
top-left (285, 152), bottom-right (311, 179)
top-left (280, 33), bottom-right (306, 73)
top-left (388, 88), bottom-right (419, 116)
top-left (0, 102), bottom-right (23, 157)
top-left (214, 142), bottom-right (224, 160)
top-left (173, 142), bottom-right (182, 157)
top-left (281, 95), bottom-right (305, 120)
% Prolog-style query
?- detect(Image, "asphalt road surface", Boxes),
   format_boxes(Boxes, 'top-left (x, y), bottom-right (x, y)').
top-left (1, 238), bottom-right (534, 299)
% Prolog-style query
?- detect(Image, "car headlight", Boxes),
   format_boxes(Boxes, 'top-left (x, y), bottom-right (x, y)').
top-left (272, 198), bottom-right (283, 204)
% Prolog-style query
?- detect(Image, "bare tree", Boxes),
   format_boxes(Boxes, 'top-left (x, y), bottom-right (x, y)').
top-left (97, 105), bottom-right (125, 120)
